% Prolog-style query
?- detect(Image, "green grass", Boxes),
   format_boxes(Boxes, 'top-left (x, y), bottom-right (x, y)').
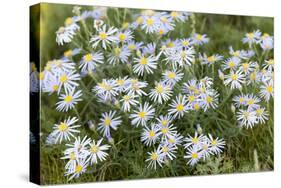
top-left (37, 3), bottom-right (273, 185)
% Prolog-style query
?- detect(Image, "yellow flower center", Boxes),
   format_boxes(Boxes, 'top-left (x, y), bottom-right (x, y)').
top-left (64, 95), bottom-right (73, 103)
top-left (207, 56), bottom-right (215, 62)
top-left (162, 146), bottom-right (169, 153)
top-left (149, 131), bottom-right (155, 138)
top-left (192, 137), bottom-right (199, 144)
top-left (242, 63), bottom-right (249, 70)
top-left (155, 84), bottom-right (164, 93)
top-left (140, 57), bottom-right (148, 65)
top-left (104, 118), bottom-right (111, 126)
top-left (64, 50), bottom-right (73, 57)
top-left (90, 145), bottom-right (99, 153)
top-left (267, 59), bottom-right (274, 65)
top-left (170, 11), bottom-right (178, 19)
top-left (117, 79), bottom-right (125, 86)
top-left (176, 104), bottom-right (184, 111)
top-left (211, 140), bottom-right (217, 146)
top-left (239, 97), bottom-right (244, 103)
top-left (138, 111), bottom-right (146, 118)
top-left (128, 44), bottom-right (136, 50)
top-left (118, 33), bottom-right (126, 42)
top-left (182, 41), bottom-right (189, 46)
top-left (52, 85), bottom-right (59, 91)
top-left (158, 29), bottom-right (164, 35)
top-left (39, 72), bottom-right (44, 80)
top-left (69, 152), bottom-right (76, 160)
top-left (58, 27), bottom-right (65, 33)
top-left (188, 95), bottom-right (195, 102)
top-left (75, 165), bottom-right (83, 173)
top-left (114, 47), bottom-right (121, 56)
top-left (247, 32), bottom-right (254, 39)
top-left (191, 153), bottom-right (198, 159)
top-left (180, 51), bottom-right (186, 58)
top-left (266, 85), bottom-right (273, 93)
top-left (247, 99), bottom-right (254, 105)
top-left (146, 18), bottom-right (154, 26)
top-left (58, 122), bottom-right (68, 132)
top-left (202, 144), bottom-right (208, 150)
top-left (256, 108), bottom-right (263, 115)
top-left (231, 74), bottom-right (238, 81)
top-left (229, 61), bottom-right (235, 68)
top-left (64, 17), bottom-right (73, 26)
top-left (167, 42), bottom-right (174, 48)
top-left (84, 53), bottom-right (93, 62)
top-left (161, 120), bottom-right (168, 126)
top-left (60, 74), bottom-right (68, 83)
top-left (250, 72), bottom-right (256, 80)
top-left (151, 152), bottom-right (158, 161)
top-left (168, 138), bottom-right (175, 144)
top-left (167, 72), bottom-right (176, 79)
top-left (206, 96), bottom-right (213, 103)
top-left (233, 51), bottom-right (240, 57)
top-left (161, 128), bottom-right (168, 134)
top-left (194, 103), bottom-right (200, 111)
top-left (123, 95), bottom-right (130, 101)
top-left (136, 16), bottom-right (143, 24)
top-left (99, 32), bottom-right (108, 39)
top-left (196, 34), bottom-right (203, 41)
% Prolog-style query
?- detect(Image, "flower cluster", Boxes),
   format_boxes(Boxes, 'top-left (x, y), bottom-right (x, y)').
top-left (32, 6), bottom-right (274, 181)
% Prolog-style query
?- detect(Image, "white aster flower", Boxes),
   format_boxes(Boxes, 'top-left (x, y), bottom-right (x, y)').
top-left (125, 79), bottom-right (148, 96)
top-left (168, 95), bottom-right (189, 118)
top-left (162, 69), bottom-right (184, 86)
top-left (130, 102), bottom-right (155, 127)
top-left (237, 109), bottom-right (258, 128)
top-left (58, 70), bottom-right (80, 93)
top-left (79, 52), bottom-right (104, 73)
top-left (141, 124), bottom-right (160, 146)
top-left (56, 26), bottom-right (76, 45)
top-left (52, 117), bottom-right (81, 143)
top-left (149, 82), bottom-right (172, 104)
top-left (224, 70), bottom-right (245, 89)
top-left (242, 30), bottom-right (261, 45)
top-left (184, 146), bottom-right (202, 166)
top-left (65, 158), bottom-right (88, 181)
top-left (133, 55), bottom-right (157, 76)
top-left (120, 93), bottom-right (139, 112)
top-left (90, 25), bottom-right (118, 49)
top-left (98, 111), bottom-right (122, 137)
top-left (146, 148), bottom-right (164, 169)
top-left (259, 80), bottom-right (274, 101)
top-left (87, 138), bottom-right (110, 164)
top-left (207, 134), bottom-right (225, 155)
top-left (56, 88), bottom-right (82, 112)
top-left (191, 33), bottom-right (209, 45)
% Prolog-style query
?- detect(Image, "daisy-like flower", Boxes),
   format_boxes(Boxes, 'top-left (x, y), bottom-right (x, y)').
top-left (169, 11), bottom-right (189, 22)
top-left (51, 117), bottom-right (81, 143)
top-left (65, 158), bottom-right (88, 181)
top-left (242, 30), bottom-right (261, 45)
top-left (199, 53), bottom-right (223, 66)
top-left (141, 15), bottom-right (160, 33)
top-left (224, 70), bottom-right (245, 89)
top-left (166, 132), bottom-right (183, 146)
top-left (130, 102), bottom-right (155, 127)
top-left (168, 95), bottom-right (189, 118)
top-left (116, 30), bottom-right (133, 43)
top-left (115, 76), bottom-right (130, 92)
top-left (56, 88), bottom-right (82, 112)
top-left (133, 55), bottom-right (157, 76)
top-left (142, 42), bottom-right (157, 56)
top-left (146, 148), bottom-right (164, 169)
top-left (98, 111), bottom-right (122, 137)
top-left (162, 69), bottom-right (184, 86)
top-left (58, 70), bottom-right (81, 93)
top-left (87, 138), bottom-right (110, 164)
top-left (207, 134), bottom-right (225, 155)
top-left (125, 79), bottom-right (148, 96)
top-left (239, 61), bottom-right (257, 75)
top-left (201, 90), bottom-right (219, 111)
top-left (191, 33), bottom-right (209, 45)
top-left (51, 59), bottom-right (76, 73)
top-left (42, 74), bottom-right (60, 94)
top-left (180, 38), bottom-right (193, 48)
top-left (233, 94), bottom-right (247, 107)
top-left (93, 79), bottom-right (119, 100)
top-left (260, 36), bottom-right (273, 51)
top-left (120, 93), bottom-right (139, 112)
top-left (255, 107), bottom-right (269, 124)
top-left (79, 52), bottom-right (104, 73)
top-left (63, 16), bottom-right (80, 31)
top-left (159, 142), bottom-right (177, 160)
top-left (245, 94), bottom-right (261, 109)
top-left (157, 123), bottom-right (177, 140)
top-left (90, 25), bottom-right (118, 49)
top-left (237, 109), bottom-right (258, 128)
top-left (156, 114), bottom-right (173, 127)
top-left (141, 124), bottom-right (160, 146)
top-left (222, 57), bottom-right (241, 70)
top-left (184, 146), bottom-right (202, 166)
top-left (260, 80), bottom-right (274, 101)
top-left (108, 46), bottom-right (131, 65)
top-left (263, 59), bottom-right (274, 72)
top-left (64, 136), bottom-right (91, 160)
top-left (184, 132), bottom-right (205, 148)
top-left (165, 47), bottom-right (195, 68)
top-left (149, 82), bottom-right (172, 104)
top-left (126, 40), bottom-right (143, 51)
top-left (56, 26), bottom-right (76, 45)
